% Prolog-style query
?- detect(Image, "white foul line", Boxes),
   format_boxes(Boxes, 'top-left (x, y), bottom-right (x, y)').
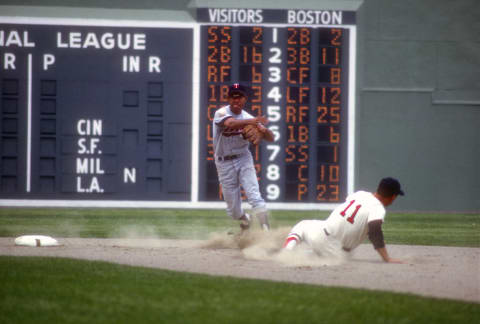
top-left (26, 54), bottom-right (32, 192)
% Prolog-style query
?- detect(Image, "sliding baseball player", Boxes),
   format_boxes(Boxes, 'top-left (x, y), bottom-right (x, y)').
top-left (284, 177), bottom-right (405, 263)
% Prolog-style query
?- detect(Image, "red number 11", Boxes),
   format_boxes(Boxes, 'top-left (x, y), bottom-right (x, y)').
top-left (340, 200), bottom-right (362, 224)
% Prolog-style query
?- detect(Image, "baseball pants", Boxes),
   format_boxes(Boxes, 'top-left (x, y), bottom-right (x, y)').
top-left (285, 220), bottom-right (347, 258)
top-left (215, 153), bottom-right (266, 220)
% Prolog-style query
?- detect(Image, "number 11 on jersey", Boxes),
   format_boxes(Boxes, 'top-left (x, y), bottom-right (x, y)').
top-left (340, 200), bottom-right (361, 224)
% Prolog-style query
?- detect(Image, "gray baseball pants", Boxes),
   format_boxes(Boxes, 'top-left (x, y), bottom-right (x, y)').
top-left (215, 153), bottom-right (266, 220)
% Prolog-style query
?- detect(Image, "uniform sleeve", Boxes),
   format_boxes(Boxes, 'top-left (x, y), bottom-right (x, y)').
top-left (214, 108), bottom-right (232, 127)
top-left (368, 220), bottom-right (385, 249)
top-left (242, 111), bottom-right (254, 119)
top-left (367, 204), bottom-right (386, 223)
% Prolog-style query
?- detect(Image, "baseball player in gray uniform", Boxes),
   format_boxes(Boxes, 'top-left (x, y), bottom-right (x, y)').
top-left (284, 178), bottom-right (405, 263)
top-left (213, 83), bottom-right (274, 231)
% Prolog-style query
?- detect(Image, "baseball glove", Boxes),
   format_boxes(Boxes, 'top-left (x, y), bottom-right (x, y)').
top-left (242, 124), bottom-right (264, 145)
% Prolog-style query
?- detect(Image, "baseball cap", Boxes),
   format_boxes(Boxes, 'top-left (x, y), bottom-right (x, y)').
top-left (377, 177), bottom-right (405, 197)
top-left (228, 83), bottom-right (248, 98)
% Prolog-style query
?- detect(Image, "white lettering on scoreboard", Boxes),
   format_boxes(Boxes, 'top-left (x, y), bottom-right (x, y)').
top-left (0, 30), bottom-right (161, 74)
top-left (208, 8), bottom-right (264, 23)
top-left (0, 30), bottom-right (36, 47)
top-left (76, 119), bottom-right (104, 193)
top-left (204, 9), bottom-right (344, 25)
top-left (56, 32), bottom-right (146, 50)
top-left (287, 10), bottom-right (343, 25)
top-left (0, 30), bottom-right (148, 50)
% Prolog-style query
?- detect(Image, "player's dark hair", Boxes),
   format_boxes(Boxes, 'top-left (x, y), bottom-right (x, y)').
top-left (377, 177), bottom-right (404, 197)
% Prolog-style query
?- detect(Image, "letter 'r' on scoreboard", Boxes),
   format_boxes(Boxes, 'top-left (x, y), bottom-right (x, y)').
top-left (197, 7), bottom-right (357, 208)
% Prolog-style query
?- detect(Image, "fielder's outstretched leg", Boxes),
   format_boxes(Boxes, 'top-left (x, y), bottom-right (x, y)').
top-left (252, 207), bottom-right (270, 231)
top-left (239, 155), bottom-right (270, 230)
top-left (239, 213), bottom-right (251, 231)
top-left (216, 161), bottom-right (243, 220)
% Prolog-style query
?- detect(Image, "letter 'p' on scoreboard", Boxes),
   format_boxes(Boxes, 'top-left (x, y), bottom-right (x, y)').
top-left (0, 6), bottom-right (357, 210)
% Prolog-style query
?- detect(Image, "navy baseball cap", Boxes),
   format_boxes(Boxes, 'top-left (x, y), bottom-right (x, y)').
top-left (378, 177), bottom-right (405, 196)
top-left (228, 83), bottom-right (248, 98)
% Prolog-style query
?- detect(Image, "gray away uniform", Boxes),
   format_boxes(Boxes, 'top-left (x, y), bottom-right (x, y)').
top-left (212, 105), bottom-right (268, 227)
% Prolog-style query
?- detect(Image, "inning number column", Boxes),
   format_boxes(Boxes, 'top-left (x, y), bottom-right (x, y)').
top-left (261, 27), bottom-right (285, 202)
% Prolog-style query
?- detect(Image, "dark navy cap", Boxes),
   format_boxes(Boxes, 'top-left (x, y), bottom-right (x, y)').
top-left (228, 83), bottom-right (248, 98)
top-left (378, 177), bottom-right (405, 196)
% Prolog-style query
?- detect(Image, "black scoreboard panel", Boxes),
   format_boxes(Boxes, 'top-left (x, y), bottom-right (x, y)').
top-left (0, 23), bottom-right (193, 200)
top-left (198, 25), bottom-right (350, 204)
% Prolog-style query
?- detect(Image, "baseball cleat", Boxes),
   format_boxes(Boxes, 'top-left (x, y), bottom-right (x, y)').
top-left (239, 213), bottom-right (251, 231)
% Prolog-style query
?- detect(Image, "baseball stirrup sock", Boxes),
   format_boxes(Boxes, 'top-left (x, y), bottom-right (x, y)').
top-left (283, 235), bottom-right (300, 249)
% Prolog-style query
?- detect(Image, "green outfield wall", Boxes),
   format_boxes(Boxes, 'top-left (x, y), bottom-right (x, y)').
top-left (0, 0), bottom-right (478, 212)
top-left (355, 0), bottom-right (479, 211)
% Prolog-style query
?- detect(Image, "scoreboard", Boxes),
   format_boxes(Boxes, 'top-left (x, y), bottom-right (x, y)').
top-left (0, 19), bottom-right (194, 202)
top-left (0, 7), bottom-right (356, 209)
top-left (197, 8), bottom-right (356, 208)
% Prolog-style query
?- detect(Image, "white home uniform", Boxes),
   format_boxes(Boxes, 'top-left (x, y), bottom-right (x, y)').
top-left (213, 105), bottom-right (268, 224)
top-left (285, 191), bottom-right (386, 256)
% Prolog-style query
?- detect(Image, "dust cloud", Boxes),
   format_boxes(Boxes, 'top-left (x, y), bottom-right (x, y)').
top-left (200, 227), bottom-right (346, 267)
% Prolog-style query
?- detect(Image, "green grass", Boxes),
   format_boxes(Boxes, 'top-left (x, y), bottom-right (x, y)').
top-left (0, 208), bottom-right (478, 247)
top-left (1, 256), bottom-right (478, 324)
top-left (0, 209), bottom-right (479, 323)
top-left (383, 213), bottom-right (480, 247)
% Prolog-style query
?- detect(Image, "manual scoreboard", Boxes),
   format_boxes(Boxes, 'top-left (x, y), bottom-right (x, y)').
top-left (0, 22), bottom-right (193, 201)
top-left (0, 7), bottom-right (356, 208)
top-left (197, 8), bottom-right (356, 207)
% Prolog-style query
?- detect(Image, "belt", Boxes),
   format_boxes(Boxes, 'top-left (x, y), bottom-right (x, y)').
top-left (324, 228), bottom-right (351, 252)
top-left (217, 154), bottom-right (240, 162)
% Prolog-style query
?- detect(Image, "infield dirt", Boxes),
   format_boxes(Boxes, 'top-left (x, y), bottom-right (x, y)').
top-left (1, 229), bottom-right (478, 303)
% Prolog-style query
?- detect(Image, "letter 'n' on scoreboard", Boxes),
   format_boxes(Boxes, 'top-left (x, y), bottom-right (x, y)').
top-left (0, 2), bottom-right (358, 210)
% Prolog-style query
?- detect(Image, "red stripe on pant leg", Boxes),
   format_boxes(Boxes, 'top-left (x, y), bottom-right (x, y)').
top-left (283, 236), bottom-right (299, 248)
